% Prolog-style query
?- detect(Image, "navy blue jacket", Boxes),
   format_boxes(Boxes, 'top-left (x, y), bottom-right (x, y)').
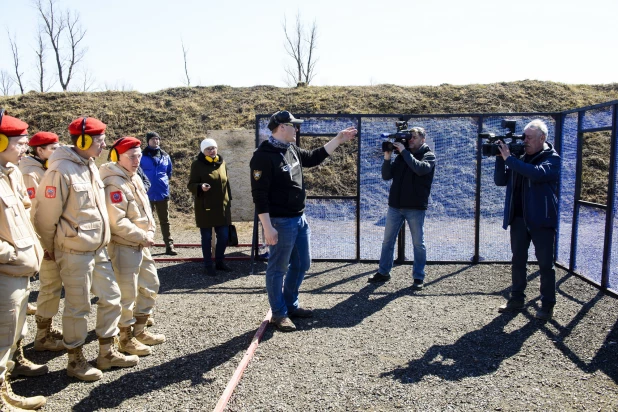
top-left (494, 143), bottom-right (560, 230)
top-left (140, 146), bottom-right (173, 201)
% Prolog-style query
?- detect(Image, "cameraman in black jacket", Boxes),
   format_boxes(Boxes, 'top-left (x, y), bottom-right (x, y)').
top-left (368, 127), bottom-right (436, 289)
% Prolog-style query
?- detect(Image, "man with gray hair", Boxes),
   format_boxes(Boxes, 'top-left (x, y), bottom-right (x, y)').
top-left (368, 126), bottom-right (436, 289)
top-left (494, 119), bottom-right (560, 321)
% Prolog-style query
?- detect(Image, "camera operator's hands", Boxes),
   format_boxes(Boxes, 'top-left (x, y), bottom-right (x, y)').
top-left (392, 142), bottom-right (406, 153)
top-left (497, 140), bottom-right (511, 161)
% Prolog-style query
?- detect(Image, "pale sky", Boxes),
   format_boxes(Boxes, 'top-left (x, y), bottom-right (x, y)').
top-left (1, 0), bottom-right (617, 93)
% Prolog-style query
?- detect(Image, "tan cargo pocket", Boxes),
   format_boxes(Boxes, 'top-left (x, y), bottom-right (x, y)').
top-left (71, 183), bottom-right (95, 210)
top-left (0, 308), bottom-right (16, 348)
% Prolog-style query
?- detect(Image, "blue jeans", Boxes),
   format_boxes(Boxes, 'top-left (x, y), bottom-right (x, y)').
top-left (509, 217), bottom-right (556, 307)
top-left (266, 215), bottom-right (311, 318)
top-left (200, 226), bottom-right (229, 267)
top-left (378, 207), bottom-right (427, 280)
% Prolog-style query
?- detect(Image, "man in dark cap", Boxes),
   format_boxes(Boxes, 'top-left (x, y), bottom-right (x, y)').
top-left (250, 110), bottom-right (357, 332)
top-left (34, 117), bottom-right (138, 381)
top-left (140, 132), bottom-right (177, 255)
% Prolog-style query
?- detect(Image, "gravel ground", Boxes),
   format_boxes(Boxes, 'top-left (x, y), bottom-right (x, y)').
top-left (11, 226), bottom-right (618, 411)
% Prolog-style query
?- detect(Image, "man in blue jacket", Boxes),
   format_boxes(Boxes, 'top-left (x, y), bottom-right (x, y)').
top-left (140, 132), bottom-right (177, 255)
top-left (494, 119), bottom-right (560, 321)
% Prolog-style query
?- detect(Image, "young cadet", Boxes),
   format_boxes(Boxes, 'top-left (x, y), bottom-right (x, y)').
top-left (0, 110), bottom-right (47, 411)
top-left (100, 137), bottom-right (166, 357)
top-left (18, 132), bottom-right (64, 352)
top-left (33, 117), bottom-right (138, 382)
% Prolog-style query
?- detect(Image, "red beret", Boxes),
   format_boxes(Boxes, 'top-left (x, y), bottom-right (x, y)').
top-left (68, 117), bottom-right (106, 136)
top-left (112, 137), bottom-right (141, 155)
top-left (29, 132), bottom-right (59, 147)
top-left (0, 114), bottom-right (28, 137)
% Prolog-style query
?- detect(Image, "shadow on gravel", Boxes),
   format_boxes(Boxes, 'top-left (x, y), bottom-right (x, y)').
top-left (70, 329), bottom-right (268, 411)
top-left (157, 261), bottom-right (263, 295)
top-left (382, 311), bottom-right (538, 383)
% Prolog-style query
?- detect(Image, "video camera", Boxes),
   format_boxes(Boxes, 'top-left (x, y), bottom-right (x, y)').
top-left (381, 120), bottom-right (414, 152)
top-left (479, 119), bottom-right (525, 157)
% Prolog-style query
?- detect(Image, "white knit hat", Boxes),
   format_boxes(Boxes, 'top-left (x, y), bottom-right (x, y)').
top-left (200, 138), bottom-right (218, 153)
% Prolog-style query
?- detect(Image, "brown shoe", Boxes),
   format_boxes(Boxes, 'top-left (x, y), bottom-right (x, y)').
top-left (270, 316), bottom-right (296, 332)
top-left (289, 307), bottom-right (313, 318)
top-left (165, 245), bottom-right (178, 256)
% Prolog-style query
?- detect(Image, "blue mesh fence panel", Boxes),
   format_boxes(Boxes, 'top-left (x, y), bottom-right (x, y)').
top-left (575, 206), bottom-right (606, 285)
top-left (557, 113), bottom-right (578, 268)
top-left (400, 117), bottom-right (478, 262)
top-left (582, 106), bottom-right (613, 130)
top-left (611, 109), bottom-right (618, 292)
top-left (479, 116), bottom-right (556, 261)
top-left (305, 198), bottom-right (356, 260)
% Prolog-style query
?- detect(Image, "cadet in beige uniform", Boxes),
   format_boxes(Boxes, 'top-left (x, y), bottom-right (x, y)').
top-left (0, 110), bottom-right (47, 411)
top-left (19, 132), bottom-right (64, 353)
top-left (100, 137), bottom-right (166, 357)
top-left (33, 117), bottom-right (138, 382)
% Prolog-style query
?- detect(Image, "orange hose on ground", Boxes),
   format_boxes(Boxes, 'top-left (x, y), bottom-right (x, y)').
top-left (213, 310), bottom-right (272, 412)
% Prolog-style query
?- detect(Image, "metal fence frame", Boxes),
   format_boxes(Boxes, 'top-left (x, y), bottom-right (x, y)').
top-left (253, 100), bottom-right (618, 296)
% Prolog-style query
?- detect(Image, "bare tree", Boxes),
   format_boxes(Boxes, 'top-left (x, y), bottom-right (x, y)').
top-left (283, 13), bottom-right (318, 87)
top-left (7, 31), bottom-right (25, 94)
top-left (35, 0), bottom-right (87, 91)
top-left (75, 66), bottom-right (96, 92)
top-left (181, 39), bottom-right (191, 87)
top-left (33, 28), bottom-right (56, 92)
top-left (0, 70), bottom-right (14, 96)
top-left (101, 80), bottom-right (134, 92)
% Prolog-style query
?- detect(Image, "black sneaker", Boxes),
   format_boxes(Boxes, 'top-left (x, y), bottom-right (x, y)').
top-left (535, 305), bottom-right (554, 321)
top-left (367, 272), bottom-right (391, 283)
top-left (411, 279), bottom-right (424, 290)
top-left (215, 261), bottom-right (232, 272)
top-left (204, 266), bottom-right (217, 276)
top-left (498, 300), bottom-right (525, 313)
top-left (289, 307), bottom-right (313, 318)
top-left (165, 246), bottom-right (178, 256)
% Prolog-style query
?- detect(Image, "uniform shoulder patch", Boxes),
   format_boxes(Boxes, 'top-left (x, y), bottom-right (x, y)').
top-left (27, 187), bottom-right (35, 199)
top-left (252, 170), bottom-right (262, 181)
top-left (110, 191), bottom-right (123, 203)
top-left (45, 186), bottom-right (56, 198)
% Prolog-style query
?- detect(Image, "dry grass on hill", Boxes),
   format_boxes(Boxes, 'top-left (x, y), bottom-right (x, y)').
top-left (2, 80), bottom-right (617, 213)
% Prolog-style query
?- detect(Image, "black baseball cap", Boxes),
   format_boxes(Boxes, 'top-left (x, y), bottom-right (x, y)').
top-left (267, 110), bottom-right (304, 131)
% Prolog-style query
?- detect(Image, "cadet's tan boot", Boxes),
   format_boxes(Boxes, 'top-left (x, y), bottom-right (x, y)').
top-left (34, 317), bottom-right (64, 352)
top-left (10, 340), bottom-right (48, 378)
top-left (146, 316), bottom-right (155, 327)
top-left (1, 374), bottom-right (46, 410)
top-left (26, 303), bottom-right (36, 316)
top-left (67, 346), bottom-right (102, 382)
top-left (133, 315), bottom-right (166, 345)
top-left (118, 327), bottom-right (151, 356)
top-left (97, 337), bottom-right (139, 370)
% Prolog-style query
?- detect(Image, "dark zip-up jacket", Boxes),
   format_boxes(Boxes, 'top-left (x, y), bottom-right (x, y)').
top-left (383, 144), bottom-right (436, 210)
top-left (187, 153), bottom-right (231, 228)
top-left (250, 140), bottom-right (329, 218)
top-left (494, 143), bottom-right (560, 230)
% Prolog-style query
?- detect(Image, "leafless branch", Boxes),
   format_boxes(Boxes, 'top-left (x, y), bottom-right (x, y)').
top-left (7, 31), bottom-right (25, 94)
top-left (33, 28), bottom-right (56, 92)
top-left (282, 13), bottom-right (318, 86)
top-left (0, 70), bottom-right (14, 96)
top-left (35, 0), bottom-right (87, 91)
top-left (181, 39), bottom-right (191, 87)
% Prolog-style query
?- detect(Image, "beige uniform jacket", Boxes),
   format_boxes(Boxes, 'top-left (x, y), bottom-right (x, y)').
top-left (0, 163), bottom-right (43, 277)
top-left (99, 162), bottom-right (155, 247)
top-left (18, 155), bottom-right (46, 208)
top-left (33, 146), bottom-right (111, 254)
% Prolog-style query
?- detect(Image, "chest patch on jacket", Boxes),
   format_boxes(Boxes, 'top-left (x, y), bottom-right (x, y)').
top-left (45, 186), bottom-right (56, 198)
top-left (27, 187), bottom-right (35, 199)
top-left (111, 191), bottom-right (123, 203)
top-left (253, 170), bottom-right (262, 181)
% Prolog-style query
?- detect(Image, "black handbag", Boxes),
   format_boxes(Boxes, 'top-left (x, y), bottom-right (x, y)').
top-left (228, 224), bottom-right (239, 246)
